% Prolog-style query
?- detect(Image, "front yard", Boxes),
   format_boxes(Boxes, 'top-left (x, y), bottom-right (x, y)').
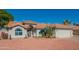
top-left (0, 38), bottom-right (79, 50)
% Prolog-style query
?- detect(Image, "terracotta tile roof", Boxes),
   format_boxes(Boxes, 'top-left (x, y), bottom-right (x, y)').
top-left (7, 21), bottom-right (74, 29)
top-left (35, 24), bottom-right (51, 29)
top-left (35, 24), bottom-right (73, 29)
top-left (7, 21), bottom-right (22, 27)
top-left (54, 24), bottom-right (73, 29)
top-left (7, 21), bottom-right (30, 28)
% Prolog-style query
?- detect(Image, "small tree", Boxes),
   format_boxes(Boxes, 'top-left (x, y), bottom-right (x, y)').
top-left (39, 26), bottom-right (55, 38)
top-left (0, 10), bottom-right (14, 39)
top-left (0, 10), bottom-right (14, 28)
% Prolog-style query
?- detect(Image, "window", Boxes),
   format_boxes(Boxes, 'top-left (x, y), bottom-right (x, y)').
top-left (15, 28), bottom-right (22, 36)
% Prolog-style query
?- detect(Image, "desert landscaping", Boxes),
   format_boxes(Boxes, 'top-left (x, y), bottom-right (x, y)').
top-left (0, 37), bottom-right (79, 50)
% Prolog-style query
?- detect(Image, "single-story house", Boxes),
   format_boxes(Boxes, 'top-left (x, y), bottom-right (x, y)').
top-left (0, 20), bottom-right (79, 39)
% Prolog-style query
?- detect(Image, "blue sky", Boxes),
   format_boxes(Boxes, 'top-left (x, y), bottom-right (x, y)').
top-left (6, 9), bottom-right (79, 24)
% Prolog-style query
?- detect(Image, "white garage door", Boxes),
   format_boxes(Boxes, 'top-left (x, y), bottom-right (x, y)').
top-left (55, 29), bottom-right (73, 38)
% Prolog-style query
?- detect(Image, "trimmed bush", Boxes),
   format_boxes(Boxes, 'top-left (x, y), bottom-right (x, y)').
top-left (1, 32), bottom-right (8, 39)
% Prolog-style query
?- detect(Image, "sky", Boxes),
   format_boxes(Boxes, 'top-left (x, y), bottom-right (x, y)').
top-left (6, 9), bottom-right (79, 24)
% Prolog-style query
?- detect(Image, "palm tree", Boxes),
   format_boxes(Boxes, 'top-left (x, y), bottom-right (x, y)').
top-left (63, 19), bottom-right (71, 25)
top-left (0, 10), bottom-right (14, 28)
top-left (39, 26), bottom-right (55, 38)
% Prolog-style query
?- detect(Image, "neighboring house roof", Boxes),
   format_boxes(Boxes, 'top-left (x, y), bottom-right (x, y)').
top-left (23, 20), bottom-right (39, 24)
top-left (73, 26), bottom-right (79, 35)
top-left (73, 26), bottom-right (79, 30)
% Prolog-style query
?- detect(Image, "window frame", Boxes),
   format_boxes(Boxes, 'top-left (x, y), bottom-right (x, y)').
top-left (15, 28), bottom-right (23, 36)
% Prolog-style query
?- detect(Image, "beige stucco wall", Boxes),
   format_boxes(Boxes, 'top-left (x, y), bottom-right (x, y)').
top-left (55, 29), bottom-right (73, 38)
top-left (36, 29), bottom-right (42, 37)
top-left (8, 26), bottom-right (73, 39)
top-left (8, 26), bottom-right (27, 39)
